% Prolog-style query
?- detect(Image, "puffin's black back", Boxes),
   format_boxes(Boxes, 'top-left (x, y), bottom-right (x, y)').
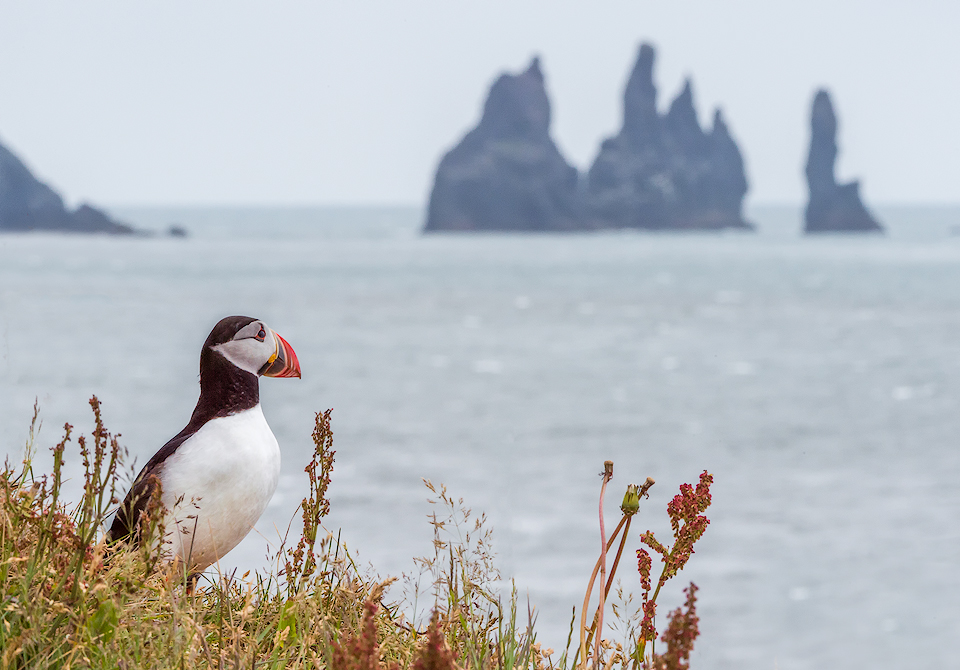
top-left (107, 315), bottom-right (263, 543)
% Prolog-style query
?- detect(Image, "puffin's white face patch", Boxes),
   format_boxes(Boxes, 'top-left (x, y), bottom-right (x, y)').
top-left (212, 321), bottom-right (278, 376)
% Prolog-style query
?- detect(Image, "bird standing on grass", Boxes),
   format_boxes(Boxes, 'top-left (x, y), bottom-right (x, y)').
top-left (107, 315), bottom-right (301, 580)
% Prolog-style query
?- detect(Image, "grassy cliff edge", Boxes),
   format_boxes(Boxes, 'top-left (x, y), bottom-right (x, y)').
top-left (0, 398), bottom-right (710, 670)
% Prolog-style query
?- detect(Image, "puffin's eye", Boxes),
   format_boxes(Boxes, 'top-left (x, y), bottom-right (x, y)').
top-left (255, 326), bottom-right (266, 342)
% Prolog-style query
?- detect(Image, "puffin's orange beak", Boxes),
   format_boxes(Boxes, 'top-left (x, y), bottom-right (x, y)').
top-left (261, 332), bottom-right (301, 378)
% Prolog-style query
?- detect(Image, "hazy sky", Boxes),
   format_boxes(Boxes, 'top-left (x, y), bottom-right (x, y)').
top-left (1, 1), bottom-right (957, 206)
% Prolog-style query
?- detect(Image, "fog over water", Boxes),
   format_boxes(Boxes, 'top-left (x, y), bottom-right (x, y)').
top-left (2, 206), bottom-right (960, 668)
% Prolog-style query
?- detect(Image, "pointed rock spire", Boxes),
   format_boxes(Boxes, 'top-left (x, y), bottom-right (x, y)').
top-left (665, 79), bottom-right (708, 157)
top-left (806, 90), bottom-right (838, 196)
top-left (425, 57), bottom-right (581, 232)
top-left (707, 109), bottom-right (748, 213)
top-left (803, 89), bottom-right (882, 233)
top-left (586, 43), bottom-right (752, 230)
top-left (478, 55), bottom-right (552, 140)
top-left (621, 43), bottom-right (660, 146)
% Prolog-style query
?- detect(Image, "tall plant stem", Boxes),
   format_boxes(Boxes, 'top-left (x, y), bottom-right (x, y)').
top-left (579, 462), bottom-right (615, 670)
top-left (594, 461), bottom-right (614, 670)
top-left (584, 515), bottom-right (633, 654)
top-left (578, 515), bottom-right (630, 668)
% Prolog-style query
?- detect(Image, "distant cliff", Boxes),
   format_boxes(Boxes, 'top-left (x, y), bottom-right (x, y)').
top-left (585, 44), bottom-right (752, 230)
top-left (0, 138), bottom-right (133, 234)
top-left (425, 45), bottom-right (752, 233)
top-left (424, 58), bottom-right (581, 232)
top-left (804, 90), bottom-right (882, 233)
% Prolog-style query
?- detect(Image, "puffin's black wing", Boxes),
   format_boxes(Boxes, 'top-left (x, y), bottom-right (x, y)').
top-left (106, 426), bottom-right (197, 544)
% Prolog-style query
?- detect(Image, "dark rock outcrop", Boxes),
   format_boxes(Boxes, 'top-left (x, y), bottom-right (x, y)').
top-left (424, 57), bottom-right (581, 232)
top-left (585, 44), bottom-right (752, 230)
top-left (0, 138), bottom-right (133, 234)
top-left (804, 90), bottom-right (882, 233)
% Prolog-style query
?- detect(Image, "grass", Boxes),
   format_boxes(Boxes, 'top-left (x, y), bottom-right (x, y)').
top-left (0, 397), bottom-right (712, 669)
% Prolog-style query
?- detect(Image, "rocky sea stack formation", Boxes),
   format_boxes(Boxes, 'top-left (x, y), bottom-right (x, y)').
top-left (0, 138), bottom-right (133, 234)
top-left (424, 58), bottom-right (581, 232)
top-left (425, 45), bottom-right (752, 233)
top-left (804, 90), bottom-right (882, 233)
top-left (585, 44), bottom-right (752, 230)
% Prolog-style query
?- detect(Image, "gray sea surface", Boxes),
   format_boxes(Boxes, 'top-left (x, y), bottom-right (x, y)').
top-left (2, 204), bottom-right (960, 669)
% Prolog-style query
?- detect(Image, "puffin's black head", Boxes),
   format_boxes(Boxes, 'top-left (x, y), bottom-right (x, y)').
top-left (201, 315), bottom-right (301, 379)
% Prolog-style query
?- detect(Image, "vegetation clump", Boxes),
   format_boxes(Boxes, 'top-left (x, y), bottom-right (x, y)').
top-left (0, 398), bottom-right (712, 669)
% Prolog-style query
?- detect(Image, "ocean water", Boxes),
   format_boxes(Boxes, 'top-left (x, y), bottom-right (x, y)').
top-left (2, 204), bottom-right (960, 669)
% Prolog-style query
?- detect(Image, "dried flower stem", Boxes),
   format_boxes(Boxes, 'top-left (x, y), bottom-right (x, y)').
top-left (577, 461), bottom-right (614, 670)
top-left (595, 460), bottom-right (615, 669)
top-left (579, 512), bottom-right (628, 666)
top-left (584, 515), bottom-right (632, 653)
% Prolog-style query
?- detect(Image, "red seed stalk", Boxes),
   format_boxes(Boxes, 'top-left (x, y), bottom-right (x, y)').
top-left (635, 471), bottom-right (712, 665)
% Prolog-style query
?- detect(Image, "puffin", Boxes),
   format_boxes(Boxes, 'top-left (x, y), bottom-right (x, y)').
top-left (107, 315), bottom-right (301, 578)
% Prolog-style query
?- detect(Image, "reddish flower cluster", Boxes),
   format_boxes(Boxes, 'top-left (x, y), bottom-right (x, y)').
top-left (412, 612), bottom-right (457, 670)
top-left (640, 598), bottom-right (658, 643)
top-left (636, 548), bottom-right (652, 593)
top-left (663, 470), bottom-right (713, 579)
top-left (331, 600), bottom-right (383, 670)
top-left (285, 409), bottom-right (336, 591)
top-left (331, 602), bottom-right (456, 670)
top-left (634, 471), bottom-right (713, 656)
top-left (641, 471), bottom-right (713, 585)
top-left (655, 583), bottom-right (700, 670)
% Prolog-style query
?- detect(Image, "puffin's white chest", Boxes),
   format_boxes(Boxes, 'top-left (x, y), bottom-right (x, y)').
top-left (159, 405), bottom-right (281, 571)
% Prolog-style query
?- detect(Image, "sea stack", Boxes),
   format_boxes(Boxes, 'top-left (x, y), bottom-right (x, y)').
top-left (424, 57), bottom-right (581, 232)
top-left (804, 90), bottom-right (882, 233)
top-left (585, 44), bottom-right (752, 230)
top-left (0, 137), bottom-right (133, 234)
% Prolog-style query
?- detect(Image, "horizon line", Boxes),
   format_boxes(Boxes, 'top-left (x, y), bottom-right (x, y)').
top-left (102, 200), bottom-right (960, 210)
